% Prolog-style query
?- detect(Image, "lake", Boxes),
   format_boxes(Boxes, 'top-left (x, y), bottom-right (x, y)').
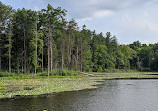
top-left (0, 79), bottom-right (158, 111)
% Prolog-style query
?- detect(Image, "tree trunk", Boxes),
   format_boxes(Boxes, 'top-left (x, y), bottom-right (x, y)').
top-left (72, 55), bottom-right (74, 70)
top-left (48, 45), bottom-right (50, 77)
top-left (26, 59), bottom-right (29, 73)
top-left (22, 56), bottom-right (23, 73)
top-left (8, 24), bottom-right (12, 74)
top-left (0, 20), bottom-right (1, 72)
top-left (47, 25), bottom-right (50, 77)
top-left (35, 19), bottom-right (37, 74)
top-left (42, 46), bottom-right (43, 72)
top-left (24, 28), bottom-right (26, 74)
top-left (80, 45), bottom-right (82, 72)
top-left (50, 42), bottom-right (53, 72)
top-left (17, 59), bottom-right (19, 73)
top-left (68, 34), bottom-right (71, 70)
top-left (48, 23), bottom-right (53, 73)
top-left (0, 46), bottom-right (1, 72)
top-left (0, 17), bottom-right (1, 72)
top-left (70, 42), bottom-right (72, 70)
top-left (76, 46), bottom-right (78, 71)
top-left (61, 44), bottom-right (64, 75)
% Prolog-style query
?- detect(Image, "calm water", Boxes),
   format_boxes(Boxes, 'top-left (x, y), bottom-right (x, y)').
top-left (0, 79), bottom-right (158, 111)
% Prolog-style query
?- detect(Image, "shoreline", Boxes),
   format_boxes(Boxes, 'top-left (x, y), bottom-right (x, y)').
top-left (0, 72), bottom-right (158, 100)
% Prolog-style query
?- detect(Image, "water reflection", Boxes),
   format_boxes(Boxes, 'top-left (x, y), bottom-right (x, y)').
top-left (0, 80), bottom-right (158, 111)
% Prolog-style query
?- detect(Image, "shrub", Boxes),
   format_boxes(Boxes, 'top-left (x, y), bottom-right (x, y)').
top-left (0, 83), bottom-right (7, 94)
top-left (37, 69), bottom-right (79, 77)
top-left (0, 72), bottom-right (11, 77)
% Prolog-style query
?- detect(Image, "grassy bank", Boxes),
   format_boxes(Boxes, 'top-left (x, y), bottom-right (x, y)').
top-left (0, 76), bottom-right (102, 99)
top-left (0, 72), bottom-right (158, 99)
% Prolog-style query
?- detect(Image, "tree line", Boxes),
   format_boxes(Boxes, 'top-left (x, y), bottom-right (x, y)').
top-left (0, 2), bottom-right (158, 75)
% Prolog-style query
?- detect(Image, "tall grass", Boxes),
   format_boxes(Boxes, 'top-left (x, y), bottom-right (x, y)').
top-left (0, 68), bottom-right (80, 79)
top-left (37, 68), bottom-right (80, 77)
top-left (98, 69), bottom-right (139, 73)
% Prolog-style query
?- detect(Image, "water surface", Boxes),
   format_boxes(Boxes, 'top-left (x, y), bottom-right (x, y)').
top-left (0, 79), bottom-right (158, 111)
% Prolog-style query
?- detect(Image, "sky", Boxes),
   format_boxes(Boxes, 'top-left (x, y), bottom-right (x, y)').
top-left (1, 0), bottom-right (158, 44)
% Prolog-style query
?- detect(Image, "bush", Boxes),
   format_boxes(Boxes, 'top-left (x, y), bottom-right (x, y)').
top-left (62, 69), bottom-right (78, 76)
top-left (37, 71), bottom-right (48, 76)
top-left (0, 72), bottom-right (11, 77)
top-left (0, 72), bottom-right (23, 77)
top-left (37, 69), bottom-right (79, 77)
top-left (141, 68), bottom-right (152, 72)
top-left (0, 83), bottom-right (7, 94)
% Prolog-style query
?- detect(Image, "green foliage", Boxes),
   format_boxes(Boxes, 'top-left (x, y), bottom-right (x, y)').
top-left (0, 82), bottom-right (7, 94)
top-left (37, 69), bottom-right (79, 77)
top-left (0, 72), bottom-right (11, 77)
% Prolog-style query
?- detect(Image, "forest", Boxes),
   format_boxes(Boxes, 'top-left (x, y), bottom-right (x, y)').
top-left (0, 2), bottom-right (158, 76)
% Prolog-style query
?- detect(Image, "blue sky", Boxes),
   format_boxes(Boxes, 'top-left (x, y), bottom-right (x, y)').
top-left (1, 0), bottom-right (158, 44)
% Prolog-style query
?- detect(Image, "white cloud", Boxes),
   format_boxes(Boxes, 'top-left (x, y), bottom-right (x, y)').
top-left (123, 12), bottom-right (158, 33)
top-left (93, 10), bottom-right (114, 18)
top-left (77, 10), bottom-right (114, 21)
top-left (61, 0), bottom-right (151, 21)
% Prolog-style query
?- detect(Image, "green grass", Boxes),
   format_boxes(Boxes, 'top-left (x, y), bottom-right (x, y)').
top-left (85, 69), bottom-right (140, 73)
top-left (0, 76), bottom-right (101, 98)
top-left (91, 72), bottom-right (158, 79)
